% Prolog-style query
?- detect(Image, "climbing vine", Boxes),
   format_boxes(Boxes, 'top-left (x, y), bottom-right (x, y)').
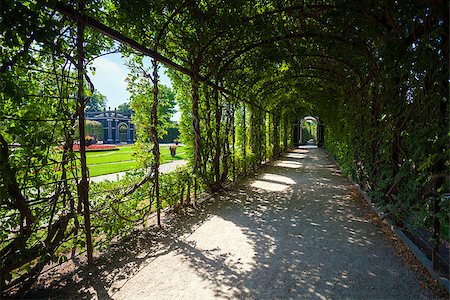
top-left (1, 0), bottom-right (448, 297)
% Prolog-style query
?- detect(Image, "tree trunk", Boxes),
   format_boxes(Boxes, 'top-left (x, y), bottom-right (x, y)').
top-left (243, 104), bottom-right (247, 173)
top-left (221, 101), bottom-right (232, 183)
top-left (213, 88), bottom-right (222, 189)
top-left (231, 104), bottom-right (236, 181)
top-left (203, 85), bottom-right (213, 176)
top-left (283, 115), bottom-right (288, 150)
top-left (273, 113), bottom-right (279, 156)
top-left (151, 59), bottom-right (161, 226)
top-left (191, 64), bottom-right (201, 203)
top-left (76, 10), bottom-right (93, 265)
top-left (250, 105), bottom-right (256, 171)
top-left (191, 65), bottom-right (201, 174)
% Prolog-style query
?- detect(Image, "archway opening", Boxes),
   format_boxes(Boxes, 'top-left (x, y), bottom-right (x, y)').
top-left (118, 123), bottom-right (128, 143)
top-left (293, 116), bottom-right (324, 147)
top-left (300, 117), bottom-right (318, 145)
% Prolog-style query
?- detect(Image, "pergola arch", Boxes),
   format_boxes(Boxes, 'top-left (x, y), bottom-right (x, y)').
top-left (292, 115), bottom-right (325, 147)
top-left (1, 2), bottom-right (447, 296)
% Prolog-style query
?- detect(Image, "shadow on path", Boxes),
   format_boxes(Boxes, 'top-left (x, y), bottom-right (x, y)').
top-left (27, 147), bottom-right (436, 299)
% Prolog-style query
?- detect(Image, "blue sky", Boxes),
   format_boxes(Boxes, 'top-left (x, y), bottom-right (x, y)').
top-left (89, 53), bottom-right (180, 120)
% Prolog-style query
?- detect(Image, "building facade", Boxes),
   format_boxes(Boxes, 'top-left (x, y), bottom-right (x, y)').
top-left (85, 110), bottom-right (134, 144)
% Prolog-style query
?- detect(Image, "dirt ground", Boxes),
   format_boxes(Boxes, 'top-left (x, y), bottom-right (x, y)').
top-left (26, 146), bottom-right (444, 299)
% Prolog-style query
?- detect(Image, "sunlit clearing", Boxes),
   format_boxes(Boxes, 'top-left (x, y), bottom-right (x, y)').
top-left (251, 180), bottom-right (290, 192)
top-left (284, 153), bottom-right (308, 159)
top-left (185, 216), bottom-right (256, 273)
top-left (261, 173), bottom-right (296, 185)
top-left (112, 252), bottom-right (219, 299)
top-left (272, 160), bottom-right (302, 168)
top-left (114, 215), bottom-right (257, 299)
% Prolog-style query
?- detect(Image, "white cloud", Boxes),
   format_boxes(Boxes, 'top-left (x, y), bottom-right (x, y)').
top-left (88, 55), bottom-right (131, 109)
top-left (91, 56), bottom-right (125, 80)
top-left (88, 54), bottom-right (179, 121)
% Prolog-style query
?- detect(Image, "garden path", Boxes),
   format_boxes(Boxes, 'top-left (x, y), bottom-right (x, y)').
top-left (28, 146), bottom-right (438, 299)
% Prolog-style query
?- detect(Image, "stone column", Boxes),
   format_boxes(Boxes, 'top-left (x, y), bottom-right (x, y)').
top-left (127, 121), bottom-right (131, 143)
top-left (107, 118), bottom-right (113, 143)
top-left (115, 119), bottom-right (119, 142)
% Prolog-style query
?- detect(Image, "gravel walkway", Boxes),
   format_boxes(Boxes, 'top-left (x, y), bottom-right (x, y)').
top-left (28, 147), bottom-right (437, 299)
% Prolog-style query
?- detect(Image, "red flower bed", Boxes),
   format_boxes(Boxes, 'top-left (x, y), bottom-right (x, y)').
top-left (59, 144), bottom-right (119, 151)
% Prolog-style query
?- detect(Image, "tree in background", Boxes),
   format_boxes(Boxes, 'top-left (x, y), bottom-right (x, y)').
top-left (160, 122), bottom-right (180, 143)
top-left (117, 102), bottom-right (132, 113)
top-left (85, 120), bottom-right (103, 142)
top-left (86, 91), bottom-right (106, 112)
top-left (126, 57), bottom-right (176, 167)
top-left (74, 120), bottom-right (103, 143)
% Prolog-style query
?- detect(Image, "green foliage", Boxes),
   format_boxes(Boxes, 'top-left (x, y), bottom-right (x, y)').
top-left (85, 120), bottom-right (103, 141)
top-left (318, 0), bottom-right (449, 245)
top-left (89, 165), bottom-right (194, 245)
top-left (301, 121), bottom-right (317, 144)
top-left (117, 102), bottom-right (132, 113)
top-left (126, 56), bottom-right (176, 168)
top-left (0, 0), bottom-right (114, 293)
top-left (86, 91), bottom-right (107, 112)
top-left (1, 0), bottom-right (449, 296)
top-left (160, 126), bottom-right (180, 143)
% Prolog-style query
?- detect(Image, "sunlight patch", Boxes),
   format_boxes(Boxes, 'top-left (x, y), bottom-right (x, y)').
top-left (292, 148), bottom-right (310, 153)
top-left (272, 160), bottom-right (303, 169)
top-left (260, 173), bottom-right (296, 185)
top-left (185, 216), bottom-right (256, 273)
top-left (251, 180), bottom-right (290, 192)
top-left (111, 252), bottom-right (217, 299)
top-left (284, 153), bottom-right (308, 159)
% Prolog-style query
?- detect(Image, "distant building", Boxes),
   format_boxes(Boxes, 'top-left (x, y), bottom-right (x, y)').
top-left (85, 109), bottom-right (134, 144)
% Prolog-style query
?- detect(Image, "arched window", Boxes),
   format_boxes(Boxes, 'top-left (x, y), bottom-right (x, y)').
top-left (118, 123), bottom-right (128, 143)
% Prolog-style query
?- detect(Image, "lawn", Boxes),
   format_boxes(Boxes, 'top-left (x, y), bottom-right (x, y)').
top-left (84, 144), bottom-right (187, 177)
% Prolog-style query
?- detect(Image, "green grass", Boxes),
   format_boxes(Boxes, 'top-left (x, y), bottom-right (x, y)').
top-left (84, 145), bottom-right (187, 177)
top-left (88, 160), bottom-right (138, 177)
top-left (86, 145), bottom-right (135, 165)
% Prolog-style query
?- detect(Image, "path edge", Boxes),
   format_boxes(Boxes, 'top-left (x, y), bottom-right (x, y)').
top-left (326, 151), bottom-right (450, 294)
